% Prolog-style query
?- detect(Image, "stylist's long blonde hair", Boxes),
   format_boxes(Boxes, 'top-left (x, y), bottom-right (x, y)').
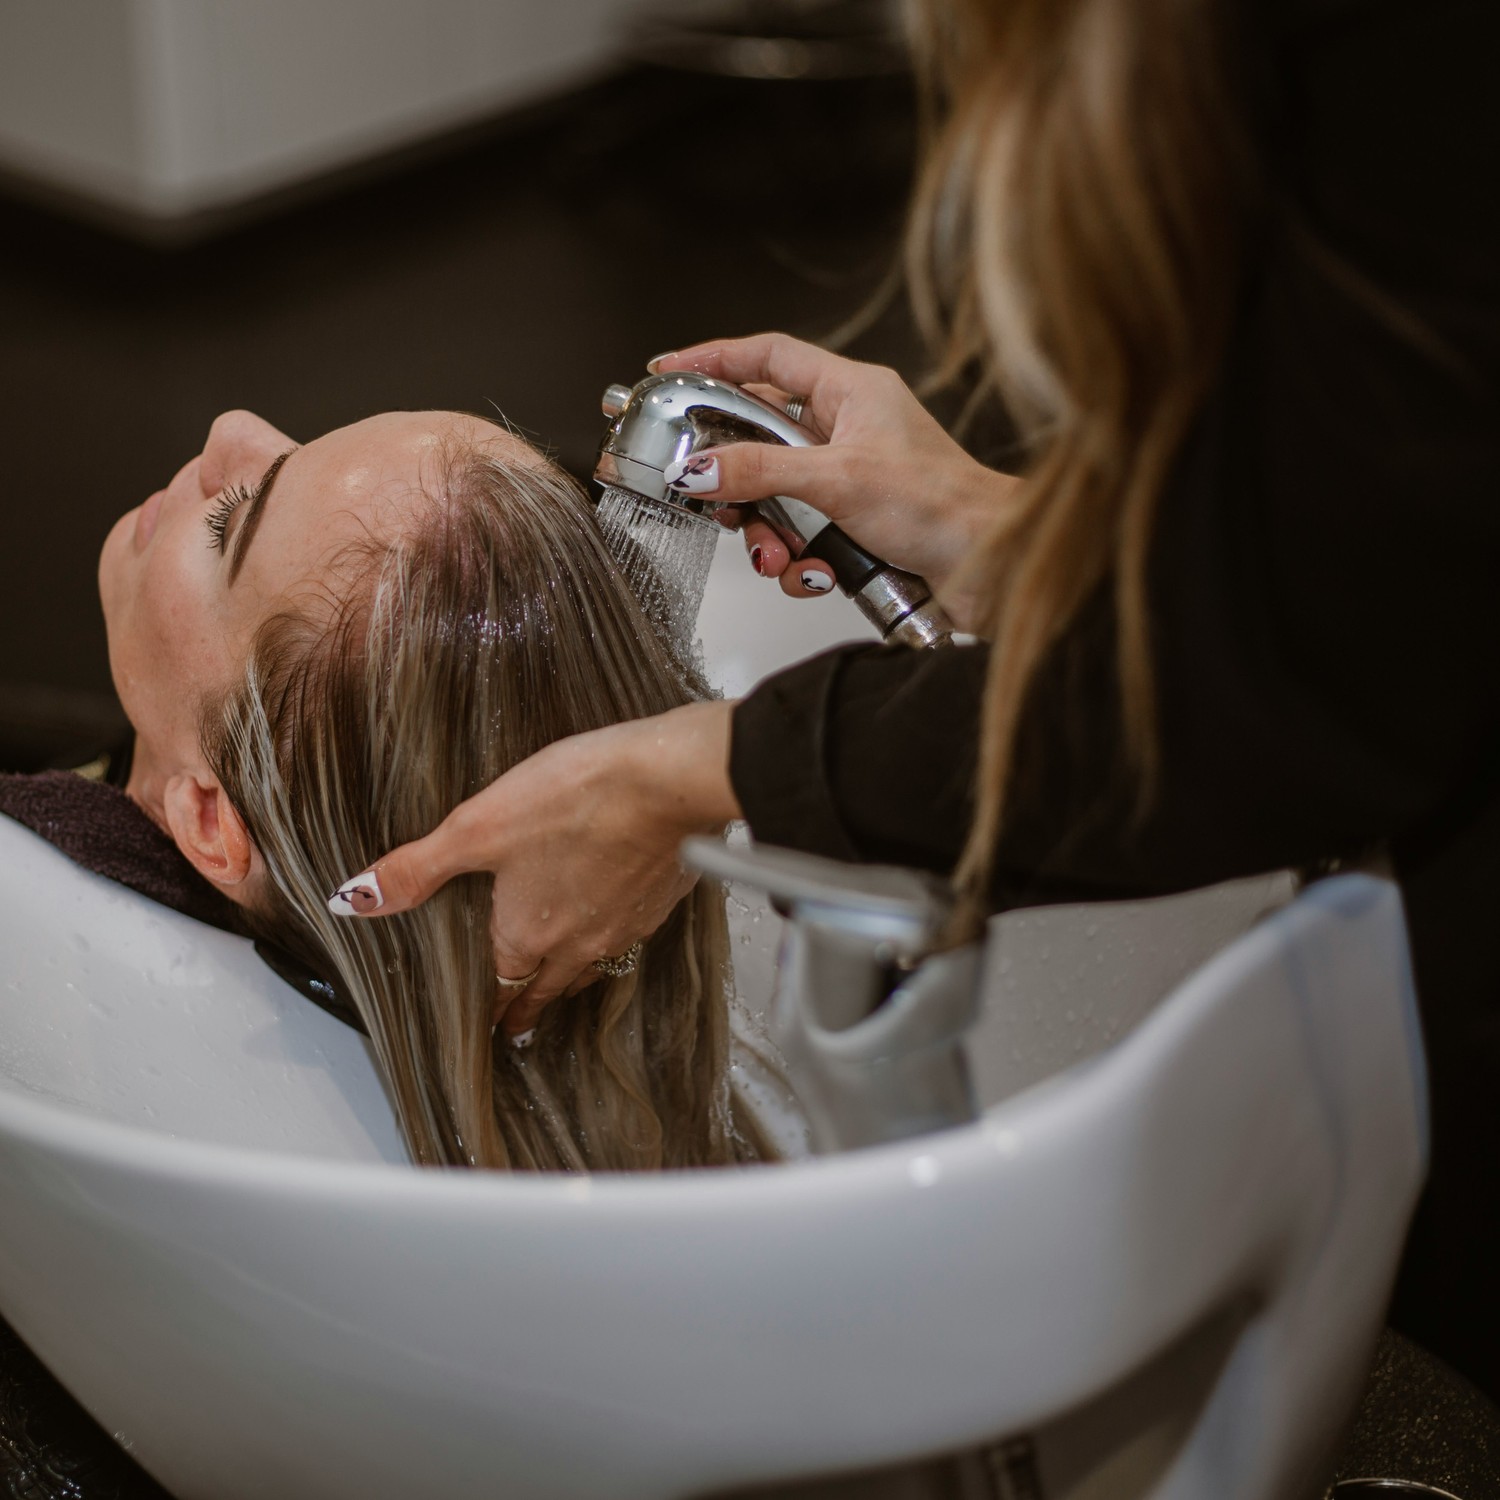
top-left (905, 0), bottom-right (1257, 917)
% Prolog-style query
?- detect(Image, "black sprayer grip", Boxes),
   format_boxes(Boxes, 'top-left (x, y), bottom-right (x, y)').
top-left (800, 523), bottom-right (885, 595)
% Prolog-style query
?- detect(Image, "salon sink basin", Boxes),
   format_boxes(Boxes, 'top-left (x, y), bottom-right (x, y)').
top-left (0, 533), bottom-right (1427, 1500)
top-left (0, 809), bottom-right (1420, 1500)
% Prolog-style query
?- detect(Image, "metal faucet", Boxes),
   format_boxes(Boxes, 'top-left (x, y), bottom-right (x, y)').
top-left (683, 837), bottom-right (984, 1153)
top-left (598, 372), bottom-right (954, 649)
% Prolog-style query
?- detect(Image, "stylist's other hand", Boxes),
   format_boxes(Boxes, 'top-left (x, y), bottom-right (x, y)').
top-left (326, 701), bottom-right (741, 1040)
top-left (653, 333), bottom-right (1018, 630)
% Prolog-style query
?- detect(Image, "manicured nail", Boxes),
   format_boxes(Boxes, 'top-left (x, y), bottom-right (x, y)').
top-left (663, 454), bottom-right (720, 494)
top-left (801, 569), bottom-right (835, 594)
top-left (750, 545), bottom-right (764, 575)
top-left (328, 870), bottom-right (383, 916)
top-left (510, 1028), bottom-right (536, 1050)
top-left (646, 351), bottom-right (677, 373)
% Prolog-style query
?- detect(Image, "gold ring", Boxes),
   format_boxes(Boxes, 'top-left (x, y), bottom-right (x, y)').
top-left (592, 941), bottom-right (643, 979)
top-left (495, 961), bottom-right (542, 996)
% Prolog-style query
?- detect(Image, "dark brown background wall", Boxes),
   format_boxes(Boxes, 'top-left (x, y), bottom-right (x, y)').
top-left (0, 67), bottom-right (919, 764)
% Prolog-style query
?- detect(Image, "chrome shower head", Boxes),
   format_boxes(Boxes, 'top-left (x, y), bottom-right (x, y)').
top-left (595, 372), bottom-right (953, 650)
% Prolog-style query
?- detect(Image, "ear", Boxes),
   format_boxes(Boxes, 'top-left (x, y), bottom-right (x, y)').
top-left (161, 771), bottom-right (257, 897)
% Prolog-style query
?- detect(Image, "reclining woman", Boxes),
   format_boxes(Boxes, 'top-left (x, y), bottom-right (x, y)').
top-left (83, 406), bottom-right (774, 1172)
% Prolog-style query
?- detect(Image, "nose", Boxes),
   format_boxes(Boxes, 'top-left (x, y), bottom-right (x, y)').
top-left (197, 410), bottom-right (294, 497)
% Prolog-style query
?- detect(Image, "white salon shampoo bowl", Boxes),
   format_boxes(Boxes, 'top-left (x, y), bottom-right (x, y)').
top-left (0, 543), bottom-right (1426, 1499)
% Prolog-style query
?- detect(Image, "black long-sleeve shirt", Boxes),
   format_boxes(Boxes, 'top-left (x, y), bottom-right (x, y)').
top-left (731, 0), bottom-right (1500, 1393)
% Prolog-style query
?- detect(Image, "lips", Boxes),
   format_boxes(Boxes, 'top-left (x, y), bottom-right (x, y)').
top-left (133, 490), bottom-right (165, 552)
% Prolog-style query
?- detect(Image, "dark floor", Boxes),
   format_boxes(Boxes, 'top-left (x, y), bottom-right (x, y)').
top-left (0, 63), bottom-right (922, 757)
top-left (6, 1310), bottom-right (1499, 1499)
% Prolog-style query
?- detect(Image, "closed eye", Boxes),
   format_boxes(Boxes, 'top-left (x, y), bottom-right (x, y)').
top-left (204, 485), bottom-right (253, 554)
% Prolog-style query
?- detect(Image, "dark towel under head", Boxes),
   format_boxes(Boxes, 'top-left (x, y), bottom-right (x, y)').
top-left (0, 770), bottom-right (241, 931)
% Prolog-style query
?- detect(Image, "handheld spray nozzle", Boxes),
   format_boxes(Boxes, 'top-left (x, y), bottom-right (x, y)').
top-left (595, 372), bottom-right (954, 649)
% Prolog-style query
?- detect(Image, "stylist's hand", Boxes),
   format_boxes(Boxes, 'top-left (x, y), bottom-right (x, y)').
top-left (326, 701), bottom-right (740, 1040)
top-left (654, 332), bottom-right (1018, 630)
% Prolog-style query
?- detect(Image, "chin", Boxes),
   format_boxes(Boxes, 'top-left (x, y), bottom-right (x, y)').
top-left (97, 511), bottom-right (130, 623)
top-left (96, 526), bottom-right (137, 731)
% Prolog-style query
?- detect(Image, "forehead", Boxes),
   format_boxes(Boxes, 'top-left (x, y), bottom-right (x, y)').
top-left (295, 410), bottom-right (530, 509)
top-left (245, 411), bottom-right (532, 596)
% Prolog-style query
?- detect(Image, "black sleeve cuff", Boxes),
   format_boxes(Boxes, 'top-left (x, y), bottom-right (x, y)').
top-left (729, 644), bottom-right (868, 861)
top-left (730, 641), bottom-right (992, 876)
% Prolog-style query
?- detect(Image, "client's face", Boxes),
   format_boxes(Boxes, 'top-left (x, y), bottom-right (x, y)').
top-left (98, 407), bottom-right (525, 892)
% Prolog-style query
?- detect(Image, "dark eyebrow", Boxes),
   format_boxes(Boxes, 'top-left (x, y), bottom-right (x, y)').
top-left (228, 447), bottom-right (296, 586)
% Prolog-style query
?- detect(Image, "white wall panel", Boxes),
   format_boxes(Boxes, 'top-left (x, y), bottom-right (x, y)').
top-left (0, 0), bottom-right (145, 204)
top-left (0, 0), bottom-right (620, 220)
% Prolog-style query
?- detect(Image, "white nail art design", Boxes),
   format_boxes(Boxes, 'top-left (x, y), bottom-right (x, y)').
top-left (801, 569), bottom-right (835, 593)
top-left (511, 1028), bottom-right (536, 1050)
top-left (663, 454), bottom-right (720, 494)
top-left (328, 870), bottom-right (383, 916)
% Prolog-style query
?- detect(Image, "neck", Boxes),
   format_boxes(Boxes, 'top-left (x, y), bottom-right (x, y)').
top-left (124, 736), bottom-right (171, 835)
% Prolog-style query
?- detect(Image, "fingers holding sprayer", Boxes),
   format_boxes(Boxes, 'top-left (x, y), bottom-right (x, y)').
top-left (740, 381), bottom-right (795, 408)
top-left (735, 521), bottom-right (834, 597)
top-left (739, 517), bottom-right (791, 580)
top-left (663, 439), bottom-right (850, 522)
top-left (781, 560), bottom-right (838, 599)
top-left (651, 333), bottom-right (861, 438)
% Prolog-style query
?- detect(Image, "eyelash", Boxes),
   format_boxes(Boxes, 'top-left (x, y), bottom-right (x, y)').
top-left (204, 484), bottom-right (252, 553)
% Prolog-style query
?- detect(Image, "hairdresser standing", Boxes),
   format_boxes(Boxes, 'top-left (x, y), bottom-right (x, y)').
top-left (335, 0), bottom-right (1500, 1395)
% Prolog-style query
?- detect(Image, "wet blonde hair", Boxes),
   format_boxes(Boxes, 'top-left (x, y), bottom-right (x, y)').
top-left (205, 436), bottom-right (772, 1171)
top-left (904, 0), bottom-right (1257, 920)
